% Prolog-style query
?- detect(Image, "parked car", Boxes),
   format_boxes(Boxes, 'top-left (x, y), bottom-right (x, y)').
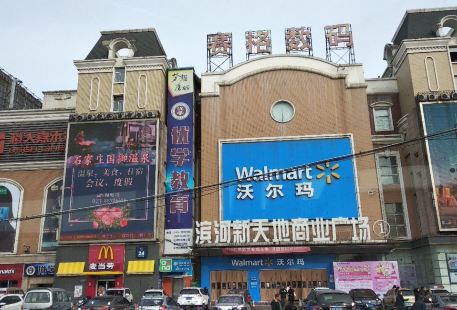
top-left (177, 287), bottom-right (209, 308)
top-left (383, 288), bottom-right (415, 310)
top-left (304, 289), bottom-right (354, 310)
top-left (105, 288), bottom-right (133, 303)
top-left (139, 296), bottom-right (180, 310)
top-left (0, 288), bottom-right (24, 297)
top-left (0, 294), bottom-right (24, 310)
top-left (83, 296), bottom-right (133, 310)
top-left (23, 288), bottom-right (72, 310)
top-left (226, 289), bottom-right (253, 308)
top-left (213, 294), bottom-right (251, 310)
top-left (349, 289), bottom-right (382, 310)
top-left (427, 293), bottom-right (457, 310)
top-left (142, 290), bottom-right (166, 299)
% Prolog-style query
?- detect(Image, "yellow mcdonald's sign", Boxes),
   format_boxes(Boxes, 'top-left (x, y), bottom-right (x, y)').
top-left (98, 246), bottom-right (114, 260)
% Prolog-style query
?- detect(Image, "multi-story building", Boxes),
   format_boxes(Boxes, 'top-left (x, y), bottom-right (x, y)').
top-left (0, 68), bottom-right (42, 110)
top-left (52, 28), bottom-right (184, 301)
top-left (0, 87), bottom-right (75, 288)
top-left (374, 7), bottom-right (457, 291)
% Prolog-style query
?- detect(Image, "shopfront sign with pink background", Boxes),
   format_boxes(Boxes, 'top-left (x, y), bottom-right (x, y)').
top-left (333, 261), bottom-right (400, 294)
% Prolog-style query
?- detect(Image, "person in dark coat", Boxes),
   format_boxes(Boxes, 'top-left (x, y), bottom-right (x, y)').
top-left (395, 288), bottom-right (405, 310)
top-left (271, 293), bottom-right (282, 310)
top-left (411, 297), bottom-right (427, 310)
top-left (279, 287), bottom-right (288, 306)
top-left (288, 287), bottom-right (295, 303)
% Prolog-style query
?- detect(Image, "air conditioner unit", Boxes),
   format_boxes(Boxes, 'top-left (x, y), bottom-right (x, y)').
top-left (440, 92), bottom-right (450, 100)
top-left (96, 113), bottom-right (106, 120)
top-left (451, 91), bottom-right (457, 100)
top-left (416, 94), bottom-right (428, 102)
top-left (146, 111), bottom-right (156, 118)
top-left (428, 93), bottom-right (438, 101)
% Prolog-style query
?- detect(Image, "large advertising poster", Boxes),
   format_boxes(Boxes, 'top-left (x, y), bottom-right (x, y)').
top-left (421, 103), bottom-right (457, 230)
top-left (220, 136), bottom-right (359, 220)
top-left (333, 261), bottom-right (400, 294)
top-left (60, 120), bottom-right (157, 241)
top-left (164, 69), bottom-right (195, 255)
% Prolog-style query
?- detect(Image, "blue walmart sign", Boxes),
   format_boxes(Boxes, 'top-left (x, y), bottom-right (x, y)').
top-left (221, 136), bottom-right (359, 220)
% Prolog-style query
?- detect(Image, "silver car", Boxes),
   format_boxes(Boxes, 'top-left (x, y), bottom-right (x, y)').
top-left (139, 297), bottom-right (180, 310)
top-left (214, 294), bottom-right (251, 310)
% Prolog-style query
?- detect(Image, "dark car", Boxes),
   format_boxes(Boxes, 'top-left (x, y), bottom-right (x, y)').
top-left (349, 289), bottom-right (382, 310)
top-left (304, 289), bottom-right (354, 310)
top-left (82, 296), bottom-right (133, 310)
top-left (226, 289), bottom-right (253, 308)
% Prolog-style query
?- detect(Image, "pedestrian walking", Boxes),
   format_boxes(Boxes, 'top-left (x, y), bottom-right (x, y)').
top-left (271, 293), bottom-right (282, 310)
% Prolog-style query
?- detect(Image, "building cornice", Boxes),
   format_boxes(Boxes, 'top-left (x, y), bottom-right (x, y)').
top-left (372, 134), bottom-right (403, 145)
top-left (0, 109), bottom-right (72, 123)
top-left (74, 57), bottom-right (168, 74)
top-left (392, 38), bottom-right (450, 75)
top-left (201, 55), bottom-right (366, 96)
top-left (0, 161), bottom-right (64, 171)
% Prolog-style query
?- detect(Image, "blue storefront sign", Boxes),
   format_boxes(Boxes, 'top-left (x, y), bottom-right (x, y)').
top-left (24, 263), bottom-right (55, 277)
top-left (220, 136), bottom-right (359, 221)
top-left (201, 255), bottom-right (335, 302)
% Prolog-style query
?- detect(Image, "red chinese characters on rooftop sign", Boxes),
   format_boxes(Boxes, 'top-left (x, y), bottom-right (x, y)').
top-left (207, 32), bottom-right (232, 56)
top-left (325, 24), bottom-right (353, 48)
top-left (285, 27), bottom-right (313, 53)
top-left (245, 30), bottom-right (272, 56)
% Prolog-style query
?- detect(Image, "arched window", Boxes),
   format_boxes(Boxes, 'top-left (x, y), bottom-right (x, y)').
top-left (40, 179), bottom-right (63, 252)
top-left (0, 181), bottom-right (22, 253)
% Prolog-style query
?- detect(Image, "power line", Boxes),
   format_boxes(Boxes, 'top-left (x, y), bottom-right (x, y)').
top-left (2, 127), bottom-right (456, 224)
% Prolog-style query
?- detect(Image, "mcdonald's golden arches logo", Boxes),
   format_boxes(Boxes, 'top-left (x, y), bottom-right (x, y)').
top-left (98, 246), bottom-right (114, 260)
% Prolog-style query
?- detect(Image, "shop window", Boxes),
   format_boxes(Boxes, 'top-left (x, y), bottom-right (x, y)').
top-left (112, 95), bottom-right (124, 112)
top-left (217, 283), bottom-right (221, 290)
top-left (261, 282), bottom-right (265, 289)
top-left (114, 68), bottom-right (125, 83)
top-left (0, 182), bottom-right (21, 253)
top-left (40, 179), bottom-right (62, 252)
top-left (211, 283), bottom-right (215, 289)
top-left (222, 283), bottom-right (226, 290)
top-left (292, 281), bottom-right (297, 288)
top-left (378, 155), bottom-right (400, 185)
top-left (385, 202), bottom-right (407, 238)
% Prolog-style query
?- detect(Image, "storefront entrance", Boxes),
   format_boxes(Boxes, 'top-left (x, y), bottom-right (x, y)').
top-left (96, 279), bottom-right (115, 295)
top-left (259, 269), bottom-right (328, 302)
top-left (210, 271), bottom-right (248, 302)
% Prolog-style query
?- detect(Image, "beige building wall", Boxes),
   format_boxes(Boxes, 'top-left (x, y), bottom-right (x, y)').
top-left (200, 58), bottom-right (383, 240)
top-left (76, 72), bottom-right (113, 114)
top-left (0, 169), bottom-right (62, 261)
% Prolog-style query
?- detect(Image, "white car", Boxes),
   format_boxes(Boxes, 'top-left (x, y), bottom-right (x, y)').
top-left (0, 294), bottom-right (24, 310)
top-left (177, 287), bottom-right (209, 307)
top-left (143, 289), bottom-right (166, 298)
top-left (105, 288), bottom-right (133, 303)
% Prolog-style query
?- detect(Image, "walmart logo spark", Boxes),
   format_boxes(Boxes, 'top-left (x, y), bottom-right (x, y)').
top-left (316, 161), bottom-right (340, 184)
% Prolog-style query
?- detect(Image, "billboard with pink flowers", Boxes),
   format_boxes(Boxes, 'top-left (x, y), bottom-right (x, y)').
top-left (333, 261), bottom-right (400, 295)
top-left (60, 119), bottom-right (157, 241)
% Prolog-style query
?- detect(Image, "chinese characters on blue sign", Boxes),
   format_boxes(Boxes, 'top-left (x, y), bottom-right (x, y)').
top-left (221, 136), bottom-right (359, 220)
top-left (165, 69), bottom-right (195, 254)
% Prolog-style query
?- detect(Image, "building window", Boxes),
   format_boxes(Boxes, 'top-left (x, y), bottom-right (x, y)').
top-left (112, 95), bottom-right (124, 112)
top-left (40, 180), bottom-right (62, 252)
top-left (373, 107), bottom-right (393, 131)
top-left (378, 155), bottom-right (400, 185)
top-left (450, 47), bottom-right (457, 63)
top-left (0, 182), bottom-right (21, 253)
top-left (384, 202), bottom-right (407, 238)
top-left (114, 68), bottom-right (125, 83)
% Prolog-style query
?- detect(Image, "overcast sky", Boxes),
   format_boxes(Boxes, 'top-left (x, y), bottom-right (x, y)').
top-left (1, 0), bottom-right (456, 98)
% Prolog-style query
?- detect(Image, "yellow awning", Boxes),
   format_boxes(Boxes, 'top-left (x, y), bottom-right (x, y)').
top-left (57, 262), bottom-right (85, 276)
top-left (126, 260), bottom-right (155, 274)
